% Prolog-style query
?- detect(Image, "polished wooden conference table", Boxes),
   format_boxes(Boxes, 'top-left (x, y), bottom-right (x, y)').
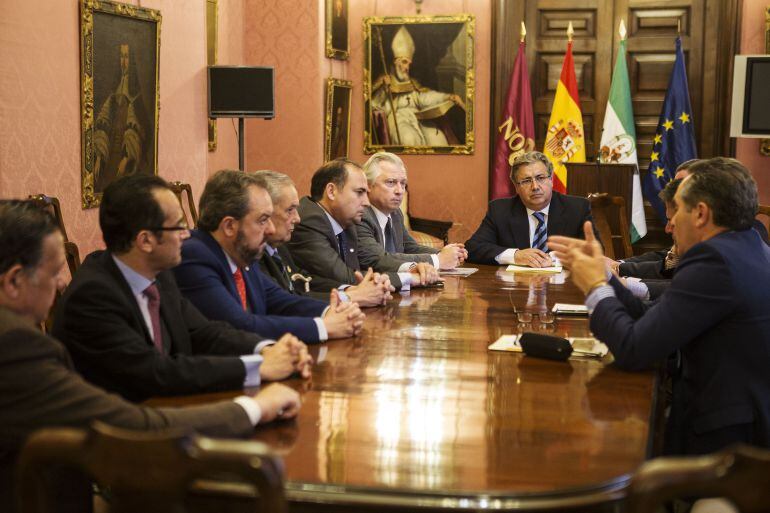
top-left (153, 265), bottom-right (659, 512)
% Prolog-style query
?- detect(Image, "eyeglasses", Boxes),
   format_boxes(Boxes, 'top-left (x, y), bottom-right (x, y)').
top-left (515, 175), bottom-right (552, 188)
top-left (147, 223), bottom-right (189, 232)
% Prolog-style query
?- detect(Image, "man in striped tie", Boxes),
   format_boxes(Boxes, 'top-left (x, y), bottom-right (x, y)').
top-left (466, 151), bottom-right (595, 267)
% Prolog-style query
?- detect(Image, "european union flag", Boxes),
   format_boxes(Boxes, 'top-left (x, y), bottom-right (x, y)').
top-left (643, 37), bottom-right (697, 223)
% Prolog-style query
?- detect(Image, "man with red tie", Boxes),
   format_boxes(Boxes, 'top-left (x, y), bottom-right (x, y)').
top-left (173, 170), bottom-right (365, 344)
top-left (53, 175), bottom-right (312, 402)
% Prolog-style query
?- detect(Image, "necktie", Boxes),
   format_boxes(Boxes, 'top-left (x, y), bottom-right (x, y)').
top-left (337, 232), bottom-right (348, 260)
top-left (233, 268), bottom-right (249, 311)
top-left (384, 216), bottom-right (397, 253)
top-left (272, 252), bottom-right (293, 292)
top-left (143, 283), bottom-right (163, 353)
top-left (532, 211), bottom-right (548, 252)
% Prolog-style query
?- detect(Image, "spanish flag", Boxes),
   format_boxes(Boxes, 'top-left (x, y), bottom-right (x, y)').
top-left (543, 25), bottom-right (585, 193)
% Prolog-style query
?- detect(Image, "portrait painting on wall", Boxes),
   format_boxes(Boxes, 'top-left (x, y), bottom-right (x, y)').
top-left (326, 0), bottom-right (349, 60)
top-left (80, 0), bottom-right (161, 209)
top-left (364, 15), bottom-right (475, 155)
top-left (325, 78), bottom-right (352, 161)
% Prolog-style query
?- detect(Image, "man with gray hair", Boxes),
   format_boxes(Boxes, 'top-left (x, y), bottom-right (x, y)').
top-left (253, 169), bottom-right (397, 308)
top-left (466, 150), bottom-right (594, 267)
top-left (356, 152), bottom-right (468, 274)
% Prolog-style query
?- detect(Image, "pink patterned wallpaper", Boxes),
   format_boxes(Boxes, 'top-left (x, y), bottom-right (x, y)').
top-left (242, 0), bottom-right (492, 242)
top-left (242, 0), bottom-right (325, 196)
top-left (736, 0), bottom-right (770, 206)
top-left (0, 0), bottom-right (215, 258)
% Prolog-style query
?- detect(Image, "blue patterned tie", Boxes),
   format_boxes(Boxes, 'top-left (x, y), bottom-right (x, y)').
top-left (532, 211), bottom-right (548, 252)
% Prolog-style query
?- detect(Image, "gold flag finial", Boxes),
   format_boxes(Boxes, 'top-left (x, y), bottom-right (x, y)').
top-left (677, 19), bottom-right (681, 35)
top-left (567, 21), bottom-right (574, 42)
top-left (520, 21), bottom-right (527, 42)
top-left (619, 19), bottom-right (627, 40)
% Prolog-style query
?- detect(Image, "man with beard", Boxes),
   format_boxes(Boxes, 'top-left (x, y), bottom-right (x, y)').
top-left (370, 26), bottom-right (465, 147)
top-left (53, 175), bottom-right (312, 402)
top-left (174, 170), bottom-right (365, 344)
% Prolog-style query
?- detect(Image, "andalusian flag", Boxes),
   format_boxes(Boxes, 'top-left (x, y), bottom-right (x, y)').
top-left (599, 21), bottom-right (647, 242)
top-left (543, 23), bottom-right (585, 193)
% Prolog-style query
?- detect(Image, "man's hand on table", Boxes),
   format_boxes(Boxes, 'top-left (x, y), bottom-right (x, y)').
top-left (253, 383), bottom-right (301, 422)
top-left (514, 248), bottom-right (553, 268)
top-left (260, 333), bottom-right (313, 381)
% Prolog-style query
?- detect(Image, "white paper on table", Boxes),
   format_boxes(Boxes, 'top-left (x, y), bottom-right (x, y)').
top-left (551, 303), bottom-right (589, 315)
top-left (488, 334), bottom-right (522, 352)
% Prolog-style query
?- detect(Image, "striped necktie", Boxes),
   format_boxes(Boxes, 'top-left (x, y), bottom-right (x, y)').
top-left (532, 211), bottom-right (548, 252)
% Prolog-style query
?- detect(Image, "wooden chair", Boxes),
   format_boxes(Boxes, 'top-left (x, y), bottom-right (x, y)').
top-left (628, 444), bottom-right (770, 513)
top-left (27, 194), bottom-right (81, 277)
top-left (16, 422), bottom-right (288, 513)
top-left (168, 181), bottom-right (199, 228)
top-left (588, 193), bottom-right (633, 260)
top-left (399, 189), bottom-right (453, 249)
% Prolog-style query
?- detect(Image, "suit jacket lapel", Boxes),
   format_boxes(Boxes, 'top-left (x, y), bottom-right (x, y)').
top-left (392, 210), bottom-right (406, 252)
top-left (344, 227), bottom-right (361, 270)
top-left (103, 252), bottom-right (155, 347)
top-left (262, 253), bottom-right (290, 290)
top-left (547, 193), bottom-right (566, 237)
top-left (511, 198), bottom-right (531, 248)
top-left (195, 230), bottom-right (242, 302)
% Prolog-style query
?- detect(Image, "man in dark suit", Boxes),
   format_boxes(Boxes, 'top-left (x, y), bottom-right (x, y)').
top-left (550, 157), bottom-right (770, 455)
top-left (53, 175), bottom-right (312, 402)
top-left (0, 200), bottom-right (301, 511)
top-left (357, 152), bottom-right (467, 273)
top-left (466, 151), bottom-right (594, 267)
top-left (173, 170), bottom-right (364, 343)
top-left (287, 159), bottom-right (435, 293)
top-left (254, 170), bottom-right (396, 307)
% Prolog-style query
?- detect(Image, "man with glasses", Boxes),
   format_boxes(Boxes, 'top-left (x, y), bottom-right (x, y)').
top-left (356, 152), bottom-right (467, 277)
top-left (466, 151), bottom-right (595, 267)
top-left (52, 175), bottom-right (312, 402)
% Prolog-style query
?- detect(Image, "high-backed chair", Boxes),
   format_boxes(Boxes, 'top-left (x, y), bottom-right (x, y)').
top-left (588, 193), bottom-right (633, 260)
top-left (27, 194), bottom-right (81, 277)
top-left (16, 422), bottom-right (288, 513)
top-left (168, 181), bottom-right (199, 228)
top-left (399, 189), bottom-right (453, 249)
top-left (628, 444), bottom-right (770, 513)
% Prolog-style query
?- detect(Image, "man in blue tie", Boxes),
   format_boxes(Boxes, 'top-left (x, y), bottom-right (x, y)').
top-left (465, 151), bottom-right (595, 267)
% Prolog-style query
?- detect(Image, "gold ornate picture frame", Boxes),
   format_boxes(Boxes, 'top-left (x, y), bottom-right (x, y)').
top-left (761, 6), bottom-right (770, 156)
top-left (325, 78), bottom-right (353, 161)
top-left (363, 14), bottom-right (475, 155)
top-left (80, 0), bottom-right (161, 209)
top-left (325, 0), bottom-right (349, 60)
top-left (206, 0), bottom-right (218, 151)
